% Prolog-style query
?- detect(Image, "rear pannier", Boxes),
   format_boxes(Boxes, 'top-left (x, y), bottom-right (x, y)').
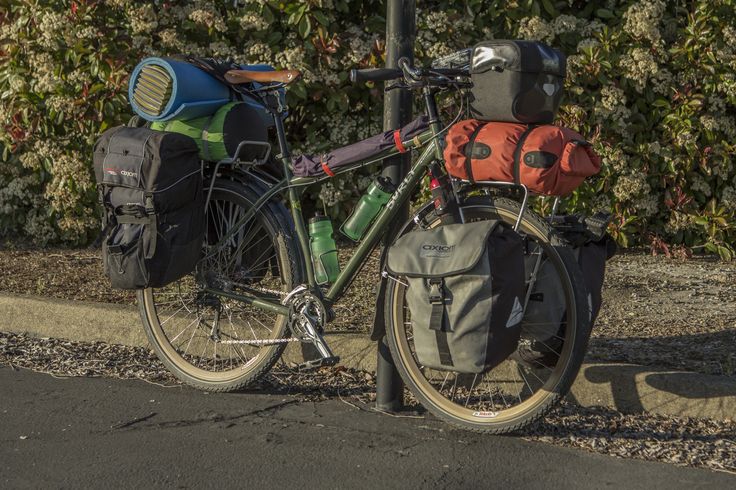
top-left (386, 221), bottom-right (525, 373)
top-left (444, 120), bottom-right (601, 196)
top-left (93, 126), bottom-right (204, 289)
top-left (469, 40), bottom-right (566, 124)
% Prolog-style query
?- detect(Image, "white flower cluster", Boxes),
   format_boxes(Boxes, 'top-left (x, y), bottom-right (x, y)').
top-left (128, 5), bottom-right (159, 35)
top-left (243, 42), bottom-right (273, 64)
top-left (318, 181), bottom-right (348, 207)
top-left (188, 4), bottom-right (228, 33)
top-left (37, 10), bottom-right (70, 49)
top-left (343, 26), bottom-right (375, 66)
top-left (649, 68), bottom-right (674, 96)
top-left (239, 13), bottom-right (269, 31)
top-left (29, 52), bottom-right (59, 94)
top-left (612, 173), bottom-right (650, 201)
top-left (623, 0), bottom-right (666, 44)
top-left (619, 47), bottom-right (659, 92)
top-left (689, 173), bottom-right (712, 197)
top-left (664, 211), bottom-right (694, 234)
top-left (577, 38), bottom-right (601, 52)
top-left (721, 186), bottom-right (736, 210)
top-left (596, 85), bottom-right (631, 135)
top-left (518, 17), bottom-right (555, 43)
top-left (518, 14), bottom-right (590, 43)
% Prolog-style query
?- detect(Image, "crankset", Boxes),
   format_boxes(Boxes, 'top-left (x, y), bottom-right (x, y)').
top-left (285, 286), bottom-right (340, 370)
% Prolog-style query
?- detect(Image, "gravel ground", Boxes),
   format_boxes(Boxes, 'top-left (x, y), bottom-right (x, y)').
top-left (1, 331), bottom-right (734, 474)
top-left (0, 246), bottom-right (733, 376)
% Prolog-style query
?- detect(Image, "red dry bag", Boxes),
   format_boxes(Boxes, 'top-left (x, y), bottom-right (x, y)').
top-left (444, 120), bottom-right (601, 196)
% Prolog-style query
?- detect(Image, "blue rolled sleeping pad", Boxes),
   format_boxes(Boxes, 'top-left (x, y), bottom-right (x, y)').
top-left (128, 57), bottom-right (284, 125)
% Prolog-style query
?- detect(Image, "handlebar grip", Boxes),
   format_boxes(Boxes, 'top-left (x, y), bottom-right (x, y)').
top-left (349, 68), bottom-right (403, 83)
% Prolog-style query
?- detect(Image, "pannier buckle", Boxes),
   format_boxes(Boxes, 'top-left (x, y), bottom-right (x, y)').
top-left (428, 278), bottom-right (444, 304)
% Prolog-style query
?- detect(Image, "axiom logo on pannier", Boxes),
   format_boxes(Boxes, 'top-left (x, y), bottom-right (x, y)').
top-left (104, 167), bottom-right (138, 179)
top-left (420, 243), bottom-right (455, 258)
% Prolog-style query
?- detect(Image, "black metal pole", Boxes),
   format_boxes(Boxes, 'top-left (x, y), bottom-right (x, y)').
top-left (375, 0), bottom-right (415, 412)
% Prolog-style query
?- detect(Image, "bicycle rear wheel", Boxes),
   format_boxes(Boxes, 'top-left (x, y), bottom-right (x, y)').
top-left (384, 196), bottom-right (590, 433)
top-left (138, 178), bottom-right (301, 392)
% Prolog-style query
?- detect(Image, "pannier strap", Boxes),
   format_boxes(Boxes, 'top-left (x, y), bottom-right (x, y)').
top-left (428, 278), bottom-right (454, 367)
top-left (393, 130), bottom-right (407, 153)
top-left (320, 156), bottom-right (335, 177)
top-left (463, 123), bottom-right (486, 184)
top-left (512, 125), bottom-right (537, 185)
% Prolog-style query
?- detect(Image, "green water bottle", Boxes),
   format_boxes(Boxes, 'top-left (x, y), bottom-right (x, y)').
top-left (309, 215), bottom-right (340, 285)
top-left (340, 176), bottom-right (395, 241)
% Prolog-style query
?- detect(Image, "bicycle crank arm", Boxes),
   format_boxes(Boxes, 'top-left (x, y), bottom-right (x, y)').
top-left (301, 322), bottom-right (336, 360)
top-left (296, 356), bottom-right (340, 372)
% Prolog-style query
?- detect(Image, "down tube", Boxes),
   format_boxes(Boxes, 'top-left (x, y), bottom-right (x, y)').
top-left (324, 142), bottom-right (437, 302)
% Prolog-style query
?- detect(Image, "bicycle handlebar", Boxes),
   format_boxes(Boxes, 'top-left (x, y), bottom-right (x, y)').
top-left (350, 60), bottom-right (470, 87)
top-left (349, 68), bottom-right (403, 83)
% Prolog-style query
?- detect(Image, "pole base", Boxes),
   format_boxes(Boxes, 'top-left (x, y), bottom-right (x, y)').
top-left (375, 335), bottom-right (405, 412)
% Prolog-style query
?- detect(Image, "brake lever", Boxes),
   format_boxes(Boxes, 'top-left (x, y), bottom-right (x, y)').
top-left (385, 83), bottom-right (409, 92)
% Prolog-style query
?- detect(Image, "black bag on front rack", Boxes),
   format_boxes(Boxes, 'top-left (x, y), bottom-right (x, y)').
top-left (469, 40), bottom-right (566, 124)
top-left (386, 221), bottom-right (526, 373)
top-left (93, 126), bottom-right (204, 289)
top-left (519, 213), bottom-right (617, 349)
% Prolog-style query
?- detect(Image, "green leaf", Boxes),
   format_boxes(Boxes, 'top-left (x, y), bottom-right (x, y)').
top-left (541, 0), bottom-right (557, 16)
top-left (312, 10), bottom-right (330, 27)
top-left (596, 8), bottom-right (615, 19)
top-left (298, 14), bottom-right (311, 39)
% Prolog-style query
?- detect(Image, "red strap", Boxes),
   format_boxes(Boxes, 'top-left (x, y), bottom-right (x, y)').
top-left (321, 157), bottom-right (335, 177)
top-left (393, 130), bottom-right (407, 153)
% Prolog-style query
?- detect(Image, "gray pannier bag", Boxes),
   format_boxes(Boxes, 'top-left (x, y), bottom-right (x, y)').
top-left (386, 220), bottom-right (526, 373)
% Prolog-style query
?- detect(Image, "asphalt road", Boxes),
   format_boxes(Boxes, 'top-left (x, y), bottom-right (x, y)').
top-left (1, 368), bottom-right (733, 489)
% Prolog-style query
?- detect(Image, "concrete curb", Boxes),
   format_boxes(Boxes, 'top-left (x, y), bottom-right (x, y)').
top-left (2, 292), bottom-right (735, 420)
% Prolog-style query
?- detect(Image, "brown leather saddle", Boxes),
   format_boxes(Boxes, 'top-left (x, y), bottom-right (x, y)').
top-left (224, 69), bottom-right (301, 85)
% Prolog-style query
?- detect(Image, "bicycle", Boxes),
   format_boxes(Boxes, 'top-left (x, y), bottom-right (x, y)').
top-left (137, 57), bottom-right (592, 434)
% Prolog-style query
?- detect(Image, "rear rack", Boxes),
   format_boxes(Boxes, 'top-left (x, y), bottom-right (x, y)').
top-left (203, 140), bottom-right (272, 213)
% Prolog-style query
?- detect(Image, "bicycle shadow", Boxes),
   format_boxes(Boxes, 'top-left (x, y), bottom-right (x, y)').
top-left (569, 330), bottom-right (736, 419)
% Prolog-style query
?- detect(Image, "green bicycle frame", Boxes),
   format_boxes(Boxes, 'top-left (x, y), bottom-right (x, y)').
top-left (203, 115), bottom-right (446, 317)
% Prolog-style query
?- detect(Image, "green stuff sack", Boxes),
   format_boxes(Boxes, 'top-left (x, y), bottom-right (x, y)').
top-left (151, 102), bottom-right (268, 162)
top-left (386, 220), bottom-right (525, 373)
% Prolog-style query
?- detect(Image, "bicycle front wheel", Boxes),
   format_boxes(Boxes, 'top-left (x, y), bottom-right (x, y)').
top-left (384, 196), bottom-right (591, 433)
top-left (138, 178), bottom-right (301, 392)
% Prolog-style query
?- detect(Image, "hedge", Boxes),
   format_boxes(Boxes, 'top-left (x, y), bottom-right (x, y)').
top-left (1, 0), bottom-right (735, 258)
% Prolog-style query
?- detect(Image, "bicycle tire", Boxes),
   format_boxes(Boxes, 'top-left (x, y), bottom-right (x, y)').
top-left (138, 178), bottom-right (301, 392)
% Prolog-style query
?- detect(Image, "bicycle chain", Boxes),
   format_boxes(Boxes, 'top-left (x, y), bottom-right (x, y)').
top-left (226, 280), bottom-right (288, 298)
top-left (217, 337), bottom-right (300, 345)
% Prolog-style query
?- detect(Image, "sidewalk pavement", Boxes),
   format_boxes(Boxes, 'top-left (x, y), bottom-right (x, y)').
top-left (2, 292), bottom-right (734, 420)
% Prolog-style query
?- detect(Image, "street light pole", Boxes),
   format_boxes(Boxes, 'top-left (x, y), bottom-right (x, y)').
top-left (375, 0), bottom-right (415, 412)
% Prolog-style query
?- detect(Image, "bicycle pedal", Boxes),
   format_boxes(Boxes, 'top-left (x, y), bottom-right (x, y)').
top-left (296, 356), bottom-right (340, 371)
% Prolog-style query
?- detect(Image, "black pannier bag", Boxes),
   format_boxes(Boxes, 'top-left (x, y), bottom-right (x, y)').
top-left (386, 221), bottom-right (526, 373)
top-left (469, 40), bottom-right (566, 124)
top-left (516, 214), bottom-right (616, 365)
top-left (93, 126), bottom-right (204, 289)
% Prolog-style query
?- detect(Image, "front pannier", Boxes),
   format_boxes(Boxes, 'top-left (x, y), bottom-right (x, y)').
top-left (469, 40), bottom-right (566, 124)
top-left (515, 214), bottom-right (617, 367)
top-left (93, 126), bottom-right (204, 289)
top-left (386, 221), bottom-right (525, 373)
top-left (444, 120), bottom-right (601, 196)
